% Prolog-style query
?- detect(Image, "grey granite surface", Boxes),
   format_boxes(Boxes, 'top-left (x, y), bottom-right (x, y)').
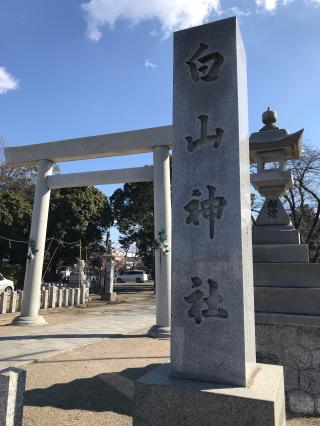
top-left (0, 368), bottom-right (26, 426)
top-left (171, 17), bottom-right (255, 386)
top-left (134, 363), bottom-right (285, 426)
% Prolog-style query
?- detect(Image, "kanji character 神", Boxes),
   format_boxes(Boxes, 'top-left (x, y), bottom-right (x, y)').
top-left (184, 185), bottom-right (226, 239)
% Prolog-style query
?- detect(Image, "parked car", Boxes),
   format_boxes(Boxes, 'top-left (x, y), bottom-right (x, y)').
top-left (0, 273), bottom-right (14, 295)
top-left (116, 270), bottom-right (148, 283)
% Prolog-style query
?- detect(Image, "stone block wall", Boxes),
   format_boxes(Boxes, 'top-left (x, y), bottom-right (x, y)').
top-left (256, 314), bottom-right (320, 415)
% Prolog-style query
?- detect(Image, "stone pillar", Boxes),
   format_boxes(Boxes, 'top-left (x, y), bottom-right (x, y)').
top-left (74, 288), bottom-right (80, 305)
top-left (63, 288), bottom-right (69, 307)
top-left (57, 289), bottom-right (63, 307)
top-left (42, 290), bottom-right (49, 310)
top-left (170, 16), bottom-right (255, 387)
top-left (9, 292), bottom-right (17, 313)
top-left (134, 18), bottom-right (285, 426)
top-left (13, 160), bottom-right (53, 326)
top-left (49, 287), bottom-right (57, 309)
top-left (102, 258), bottom-right (116, 301)
top-left (17, 291), bottom-right (23, 312)
top-left (0, 292), bottom-right (7, 314)
top-left (148, 145), bottom-right (172, 338)
top-left (80, 285), bottom-right (86, 304)
top-left (69, 288), bottom-right (75, 306)
top-left (0, 368), bottom-right (26, 426)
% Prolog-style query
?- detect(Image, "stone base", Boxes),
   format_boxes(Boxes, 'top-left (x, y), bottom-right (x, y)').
top-left (253, 244), bottom-right (309, 263)
top-left (11, 315), bottom-right (47, 327)
top-left (100, 292), bottom-right (117, 302)
top-left (256, 313), bottom-right (320, 416)
top-left (254, 262), bottom-right (320, 287)
top-left (255, 287), bottom-right (320, 315)
top-left (147, 325), bottom-right (170, 339)
top-left (133, 363), bottom-right (285, 426)
top-left (253, 226), bottom-right (300, 245)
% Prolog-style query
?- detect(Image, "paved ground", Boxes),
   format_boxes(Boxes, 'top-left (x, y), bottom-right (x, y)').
top-left (0, 284), bottom-right (155, 370)
top-left (1, 286), bottom-right (319, 425)
top-left (23, 329), bottom-right (168, 425)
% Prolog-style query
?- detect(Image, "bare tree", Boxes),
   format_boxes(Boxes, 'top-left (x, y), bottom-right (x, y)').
top-left (251, 144), bottom-right (320, 262)
top-left (0, 162), bottom-right (37, 203)
top-left (0, 138), bottom-right (4, 165)
top-left (283, 145), bottom-right (320, 262)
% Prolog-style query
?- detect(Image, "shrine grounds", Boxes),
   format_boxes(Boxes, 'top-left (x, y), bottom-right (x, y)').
top-left (0, 287), bottom-right (318, 425)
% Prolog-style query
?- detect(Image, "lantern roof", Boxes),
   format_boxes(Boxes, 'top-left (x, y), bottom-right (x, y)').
top-left (249, 107), bottom-right (303, 163)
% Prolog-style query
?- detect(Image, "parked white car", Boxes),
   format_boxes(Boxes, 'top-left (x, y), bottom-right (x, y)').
top-left (116, 270), bottom-right (148, 283)
top-left (0, 273), bottom-right (14, 295)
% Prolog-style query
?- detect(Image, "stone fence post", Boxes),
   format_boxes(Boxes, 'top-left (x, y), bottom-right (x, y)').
top-left (69, 289), bottom-right (75, 306)
top-left (42, 289), bottom-right (49, 310)
top-left (80, 285), bottom-right (86, 304)
top-left (17, 292), bottom-right (23, 312)
top-left (0, 293), bottom-right (7, 314)
top-left (57, 289), bottom-right (63, 308)
top-left (0, 367), bottom-right (26, 426)
top-left (0, 286), bottom-right (90, 315)
top-left (74, 288), bottom-right (80, 305)
top-left (49, 287), bottom-right (57, 309)
top-left (63, 289), bottom-right (69, 307)
top-left (9, 292), bottom-right (17, 313)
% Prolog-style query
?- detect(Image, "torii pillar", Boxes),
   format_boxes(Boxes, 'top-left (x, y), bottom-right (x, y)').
top-left (148, 145), bottom-right (172, 338)
top-left (13, 160), bottom-right (53, 326)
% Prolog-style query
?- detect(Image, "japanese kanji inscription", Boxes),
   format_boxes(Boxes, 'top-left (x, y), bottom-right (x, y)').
top-left (185, 115), bottom-right (224, 152)
top-left (185, 276), bottom-right (228, 324)
top-left (267, 199), bottom-right (278, 218)
top-left (186, 43), bottom-right (224, 83)
top-left (184, 185), bottom-right (226, 239)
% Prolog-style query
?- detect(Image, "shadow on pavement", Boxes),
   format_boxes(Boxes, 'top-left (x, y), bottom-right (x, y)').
top-left (0, 333), bottom-right (147, 341)
top-left (24, 364), bottom-right (159, 414)
top-left (0, 349), bottom-right (58, 362)
top-left (33, 356), bottom-right (168, 364)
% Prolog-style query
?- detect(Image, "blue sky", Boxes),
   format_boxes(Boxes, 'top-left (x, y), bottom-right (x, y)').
top-left (1, 0), bottom-right (320, 242)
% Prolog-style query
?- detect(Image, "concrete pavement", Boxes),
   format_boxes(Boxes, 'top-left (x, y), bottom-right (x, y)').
top-left (0, 290), bottom-right (156, 370)
top-left (0, 289), bottom-right (318, 425)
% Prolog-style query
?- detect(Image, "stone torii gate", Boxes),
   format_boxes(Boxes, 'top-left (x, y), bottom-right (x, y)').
top-left (4, 125), bottom-right (172, 337)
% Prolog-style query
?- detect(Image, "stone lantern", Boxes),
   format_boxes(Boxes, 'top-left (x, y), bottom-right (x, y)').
top-left (250, 107), bottom-right (304, 244)
top-left (101, 231), bottom-right (117, 301)
top-left (251, 109), bottom-right (320, 413)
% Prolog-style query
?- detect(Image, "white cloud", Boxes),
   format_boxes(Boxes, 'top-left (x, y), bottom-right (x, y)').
top-left (81, 0), bottom-right (320, 39)
top-left (256, 0), bottom-right (276, 10)
top-left (227, 6), bottom-right (251, 16)
top-left (144, 59), bottom-right (157, 69)
top-left (0, 67), bottom-right (18, 95)
top-left (255, 0), bottom-right (291, 11)
top-left (81, 0), bottom-right (220, 42)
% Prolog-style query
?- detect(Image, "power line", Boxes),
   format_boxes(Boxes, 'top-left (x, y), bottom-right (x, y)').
top-left (0, 235), bottom-right (82, 247)
top-left (0, 236), bottom-right (28, 245)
